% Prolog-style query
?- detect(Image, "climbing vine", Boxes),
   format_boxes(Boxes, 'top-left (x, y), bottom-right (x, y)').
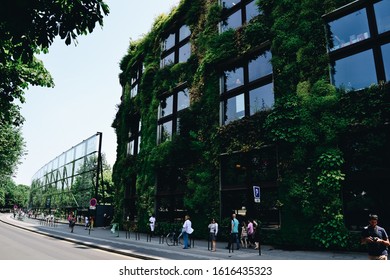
top-left (112, 0), bottom-right (389, 249)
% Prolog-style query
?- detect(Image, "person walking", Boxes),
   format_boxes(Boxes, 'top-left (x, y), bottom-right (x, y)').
top-left (247, 219), bottom-right (254, 248)
top-left (84, 216), bottom-right (89, 230)
top-left (208, 218), bottom-right (218, 251)
top-left (361, 214), bottom-right (389, 260)
top-left (241, 221), bottom-right (248, 248)
top-left (69, 214), bottom-right (76, 233)
top-left (89, 216), bottom-right (94, 230)
top-left (226, 213), bottom-right (240, 250)
top-left (253, 219), bottom-right (260, 250)
top-left (182, 215), bottom-right (194, 249)
top-left (149, 214), bottom-right (156, 237)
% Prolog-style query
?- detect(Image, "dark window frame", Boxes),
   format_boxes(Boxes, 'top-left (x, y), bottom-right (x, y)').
top-left (324, 0), bottom-right (390, 87)
top-left (129, 60), bottom-right (143, 98)
top-left (157, 83), bottom-right (190, 144)
top-left (220, 50), bottom-right (274, 125)
top-left (219, 0), bottom-right (260, 33)
top-left (160, 24), bottom-right (191, 68)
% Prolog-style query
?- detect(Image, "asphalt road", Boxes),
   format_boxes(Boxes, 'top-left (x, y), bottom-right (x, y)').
top-left (0, 221), bottom-right (135, 260)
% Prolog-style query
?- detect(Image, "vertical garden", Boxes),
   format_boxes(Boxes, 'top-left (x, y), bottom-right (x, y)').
top-left (112, 0), bottom-right (389, 250)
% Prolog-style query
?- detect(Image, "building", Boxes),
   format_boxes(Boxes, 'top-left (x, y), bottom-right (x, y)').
top-left (112, 0), bottom-right (389, 249)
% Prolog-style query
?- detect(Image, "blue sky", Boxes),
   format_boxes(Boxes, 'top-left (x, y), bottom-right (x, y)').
top-left (14, 0), bottom-right (181, 185)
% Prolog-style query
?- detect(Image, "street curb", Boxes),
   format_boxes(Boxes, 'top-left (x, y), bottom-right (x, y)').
top-left (0, 217), bottom-right (158, 260)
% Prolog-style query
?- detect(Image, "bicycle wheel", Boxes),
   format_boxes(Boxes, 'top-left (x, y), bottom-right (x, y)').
top-left (166, 233), bottom-right (175, 246)
top-left (177, 232), bottom-right (183, 245)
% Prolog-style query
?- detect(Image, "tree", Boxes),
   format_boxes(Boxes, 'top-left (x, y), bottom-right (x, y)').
top-left (0, 0), bottom-right (110, 126)
top-left (0, 124), bottom-right (25, 182)
top-left (0, 0), bottom-right (109, 182)
top-left (0, 177), bottom-right (29, 209)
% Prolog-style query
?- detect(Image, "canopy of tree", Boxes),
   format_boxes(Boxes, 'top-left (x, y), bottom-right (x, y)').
top-left (0, 0), bottom-right (109, 186)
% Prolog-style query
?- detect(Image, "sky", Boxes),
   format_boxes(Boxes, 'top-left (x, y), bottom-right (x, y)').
top-left (14, 0), bottom-right (181, 185)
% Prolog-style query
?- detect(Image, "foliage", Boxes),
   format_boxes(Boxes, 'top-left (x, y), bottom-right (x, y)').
top-left (112, 0), bottom-right (388, 250)
top-left (0, 0), bottom-right (110, 192)
top-left (0, 177), bottom-right (29, 209)
top-left (0, 124), bottom-right (25, 182)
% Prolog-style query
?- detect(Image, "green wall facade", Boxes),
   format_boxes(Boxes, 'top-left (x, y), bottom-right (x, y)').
top-left (112, 0), bottom-right (390, 250)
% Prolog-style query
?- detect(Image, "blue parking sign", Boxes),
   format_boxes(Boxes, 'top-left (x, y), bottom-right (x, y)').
top-left (253, 186), bottom-right (260, 203)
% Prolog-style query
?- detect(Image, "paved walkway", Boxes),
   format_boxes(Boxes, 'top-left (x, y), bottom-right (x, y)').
top-left (0, 213), bottom-right (367, 260)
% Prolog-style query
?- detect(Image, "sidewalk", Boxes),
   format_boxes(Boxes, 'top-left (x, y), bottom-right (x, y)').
top-left (0, 213), bottom-right (367, 260)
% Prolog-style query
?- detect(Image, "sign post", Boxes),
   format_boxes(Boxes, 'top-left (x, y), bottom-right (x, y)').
top-left (253, 186), bottom-right (260, 203)
top-left (89, 198), bottom-right (97, 210)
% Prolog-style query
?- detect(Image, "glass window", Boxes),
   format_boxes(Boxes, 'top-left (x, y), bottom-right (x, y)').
top-left (127, 140), bottom-right (134, 156)
top-left (160, 52), bottom-right (175, 68)
top-left (59, 153), bottom-right (66, 168)
top-left (131, 84), bottom-right (138, 98)
top-left (375, 0), bottom-right (390, 34)
top-left (224, 67), bottom-right (244, 92)
top-left (328, 9), bottom-right (370, 51)
top-left (248, 51), bottom-right (272, 82)
top-left (159, 121), bottom-right (173, 142)
top-left (223, 93), bottom-right (245, 124)
top-left (221, 9), bottom-right (242, 32)
top-left (159, 95), bottom-right (173, 118)
top-left (75, 143), bottom-right (86, 160)
top-left (246, 0), bottom-right (260, 22)
top-left (249, 83), bottom-right (274, 115)
top-left (332, 49), bottom-right (377, 91)
top-left (179, 25), bottom-right (191, 41)
top-left (163, 33), bottom-right (175, 51)
top-left (382, 43), bottom-right (390, 81)
top-left (221, 0), bottom-right (241, 9)
top-left (179, 42), bottom-right (191, 63)
top-left (66, 149), bottom-right (74, 163)
top-left (178, 88), bottom-right (190, 111)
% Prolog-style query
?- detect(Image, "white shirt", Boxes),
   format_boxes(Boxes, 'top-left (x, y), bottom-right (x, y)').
top-left (183, 219), bottom-right (193, 234)
top-left (149, 216), bottom-right (156, 231)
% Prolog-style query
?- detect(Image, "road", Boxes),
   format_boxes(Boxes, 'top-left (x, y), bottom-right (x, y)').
top-left (0, 221), bottom-right (135, 260)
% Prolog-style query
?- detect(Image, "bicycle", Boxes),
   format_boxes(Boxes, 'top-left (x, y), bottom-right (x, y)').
top-left (166, 228), bottom-right (183, 246)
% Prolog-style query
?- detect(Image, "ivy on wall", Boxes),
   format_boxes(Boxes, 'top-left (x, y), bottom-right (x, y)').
top-left (112, 0), bottom-right (389, 249)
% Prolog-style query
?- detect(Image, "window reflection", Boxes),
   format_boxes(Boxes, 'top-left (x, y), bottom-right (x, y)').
top-left (246, 0), bottom-right (260, 22)
top-left (249, 83), bottom-right (274, 115)
top-left (131, 84), bottom-right (138, 98)
top-left (375, 0), bottom-right (390, 34)
top-left (179, 25), bottom-right (191, 41)
top-left (221, 0), bottom-right (241, 9)
top-left (160, 52), bottom-right (175, 68)
top-left (248, 51), bottom-right (272, 82)
top-left (382, 43), bottom-right (390, 81)
top-left (332, 49), bottom-right (377, 91)
top-left (328, 9), bottom-right (370, 51)
top-left (127, 140), bottom-right (134, 156)
top-left (221, 9), bottom-right (242, 32)
top-left (161, 24), bottom-right (191, 68)
top-left (159, 95), bottom-right (173, 117)
top-left (224, 67), bottom-right (244, 92)
top-left (163, 33), bottom-right (175, 51)
top-left (224, 93), bottom-right (245, 125)
top-left (179, 42), bottom-right (191, 63)
top-left (178, 88), bottom-right (190, 111)
top-left (159, 121), bottom-right (173, 143)
top-left (157, 88), bottom-right (190, 143)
